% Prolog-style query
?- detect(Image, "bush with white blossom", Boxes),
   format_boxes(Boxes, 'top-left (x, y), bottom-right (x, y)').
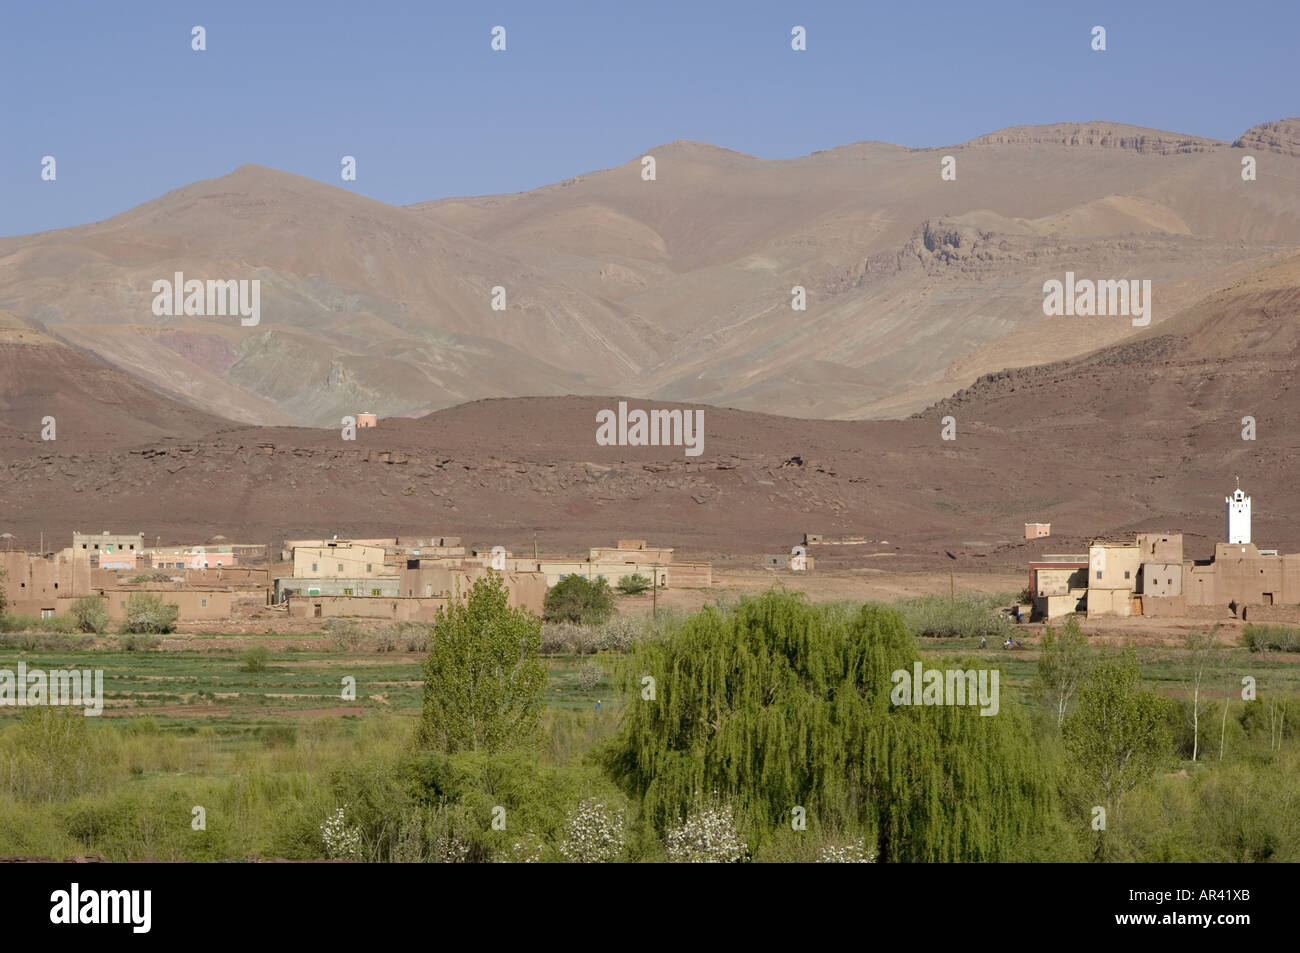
top-left (558, 798), bottom-right (626, 863)
top-left (665, 796), bottom-right (748, 863)
top-left (817, 838), bottom-right (877, 863)
top-left (320, 807), bottom-right (364, 860)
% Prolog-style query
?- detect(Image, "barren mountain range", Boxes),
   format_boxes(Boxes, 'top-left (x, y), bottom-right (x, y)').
top-left (2, 119), bottom-right (1298, 428)
top-left (1, 119), bottom-right (1299, 563)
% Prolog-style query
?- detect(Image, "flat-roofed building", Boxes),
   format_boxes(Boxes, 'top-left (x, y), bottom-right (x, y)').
top-left (293, 542), bottom-right (391, 579)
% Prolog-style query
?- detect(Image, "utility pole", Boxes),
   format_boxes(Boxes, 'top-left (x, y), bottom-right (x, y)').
top-left (652, 562), bottom-right (658, 619)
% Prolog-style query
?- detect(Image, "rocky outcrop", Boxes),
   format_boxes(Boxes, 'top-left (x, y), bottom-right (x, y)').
top-left (1233, 118), bottom-right (1300, 157)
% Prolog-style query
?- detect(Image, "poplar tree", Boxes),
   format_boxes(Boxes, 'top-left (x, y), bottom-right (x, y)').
top-left (1036, 618), bottom-right (1094, 727)
top-left (1062, 649), bottom-right (1172, 856)
top-left (417, 575), bottom-right (547, 754)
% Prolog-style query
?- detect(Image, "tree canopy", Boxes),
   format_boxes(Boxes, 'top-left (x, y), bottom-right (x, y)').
top-left (417, 574), bottom-right (547, 755)
top-left (600, 591), bottom-right (1059, 861)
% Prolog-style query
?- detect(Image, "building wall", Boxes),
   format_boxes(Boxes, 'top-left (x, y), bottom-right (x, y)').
top-left (1136, 533), bottom-right (1184, 564)
top-left (289, 594), bottom-right (449, 621)
top-left (0, 551), bottom-right (69, 607)
top-left (73, 532), bottom-right (144, 557)
top-left (1089, 543), bottom-right (1141, 591)
top-left (531, 559), bottom-right (709, 589)
top-left (293, 544), bottom-right (389, 578)
top-left (282, 538), bottom-right (397, 560)
top-left (184, 567), bottom-right (268, 588)
top-left (1025, 523), bottom-right (1051, 539)
top-left (591, 542), bottom-right (674, 564)
top-left (399, 566), bottom-right (546, 615)
top-left (1034, 566), bottom-right (1088, 597)
top-left (1140, 563), bottom-right (1183, 597)
top-left (1186, 544), bottom-right (1300, 608)
top-left (275, 576), bottom-right (399, 600)
top-left (1241, 604), bottom-right (1300, 623)
top-left (101, 588), bottom-right (232, 621)
top-left (1142, 594), bottom-right (1188, 618)
top-left (149, 549), bottom-right (238, 570)
top-left (1086, 587), bottom-right (1134, 619)
top-left (1033, 593), bottom-right (1079, 620)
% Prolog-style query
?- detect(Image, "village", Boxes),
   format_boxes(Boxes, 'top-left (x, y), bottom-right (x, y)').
top-left (1024, 482), bottom-right (1300, 626)
top-left (0, 533), bottom-right (736, 629)
top-left (1, 481), bottom-right (1294, 635)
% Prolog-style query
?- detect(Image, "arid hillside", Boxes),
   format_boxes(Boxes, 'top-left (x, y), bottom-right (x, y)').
top-left (2, 119), bottom-right (1298, 427)
top-left (2, 250), bottom-right (1299, 567)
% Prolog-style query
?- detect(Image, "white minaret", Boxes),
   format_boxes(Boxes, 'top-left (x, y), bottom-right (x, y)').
top-left (1226, 479), bottom-right (1251, 544)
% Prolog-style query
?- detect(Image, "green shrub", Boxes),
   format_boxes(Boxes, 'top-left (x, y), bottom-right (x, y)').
top-left (616, 574), bottom-right (652, 595)
top-left (70, 597), bottom-right (110, 634)
top-left (893, 592), bottom-right (1013, 639)
top-left (119, 633), bottom-right (161, 651)
top-left (544, 575), bottom-right (615, 625)
top-left (1242, 624), bottom-right (1300, 653)
top-left (122, 593), bottom-right (178, 634)
top-left (240, 646), bottom-right (270, 672)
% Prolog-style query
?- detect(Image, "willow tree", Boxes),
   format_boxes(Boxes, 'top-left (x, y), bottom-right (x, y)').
top-left (599, 592), bottom-right (1059, 861)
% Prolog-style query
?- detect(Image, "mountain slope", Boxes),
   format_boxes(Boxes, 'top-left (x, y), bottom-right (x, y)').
top-left (1, 120), bottom-right (1298, 427)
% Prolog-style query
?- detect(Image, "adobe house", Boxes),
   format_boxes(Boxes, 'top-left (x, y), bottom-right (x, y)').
top-left (275, 576), bottom-right (400, 601)
top-left (399, 564), bottom-right (546, 615)
top-left (101, 588), bottom-right (232, 622)
top-left (292, 542), bottom-right (390, 579)
top-left (1024, 523), bottom-right (1051, 539)
top-left (1028, 555), bottom-right (1088, 620)
top-left (1085, 539), bottom-right (1143, 618)
top-left (72, 531), bottom-right (144, 569)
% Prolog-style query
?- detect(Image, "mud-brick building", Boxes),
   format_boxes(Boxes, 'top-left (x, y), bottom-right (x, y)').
top-left (1028, 555), bottom-right (1088, 620)
top-left (100, 588), bottom-right (233, 622)
top-left (1186, 543), bottom-right (1300, 609)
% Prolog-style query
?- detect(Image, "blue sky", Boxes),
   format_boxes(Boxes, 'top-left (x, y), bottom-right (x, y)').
top-left (1, 0), bottom-right (1294, 237)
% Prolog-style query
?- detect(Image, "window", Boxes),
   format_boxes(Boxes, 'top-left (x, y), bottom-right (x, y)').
top-left (367, 564), bottom-right (373, 573)
top-left (311, 562), bottom-right (318, 572)
top-left (371, 589), bottom-right (381, 596)
top-left (343, 588), bottom-right (353, 596)
top-left (41, 609), bottom-right (54, 619)
top-left (1095, 571), bottom-right (1102, 580)
top-left (201, 599), bottom-right (207, 608)
top-left (1123, 571), bottom-right (1130, 580)
top-left (337, 563), bottom-right (344, 573)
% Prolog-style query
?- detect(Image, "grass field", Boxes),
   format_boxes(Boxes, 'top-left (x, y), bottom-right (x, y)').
top-left (2, 593), bottom-right (1297, 862)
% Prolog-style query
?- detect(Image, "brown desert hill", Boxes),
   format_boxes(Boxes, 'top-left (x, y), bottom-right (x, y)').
top-left (1, 120), bottom-right (1298, 428)
top-left (923, 251), bottom-right (1300, 555)
top-left (0, 310), bottom-right (236, 459)
top-left (3, 243), bottom-right (1300, 567)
